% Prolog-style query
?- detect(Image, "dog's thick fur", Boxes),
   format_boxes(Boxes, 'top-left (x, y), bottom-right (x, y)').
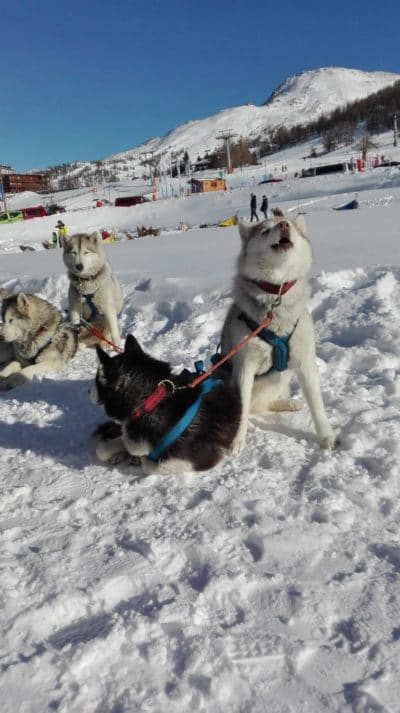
top-left (0, 289), bottom-right (78, 390)
top-left (90, 335), bottom-right (241, 475)
top-left (220, 211), bottom-right (336, 452)
top-left (62, 232), bottom-right (123, 347)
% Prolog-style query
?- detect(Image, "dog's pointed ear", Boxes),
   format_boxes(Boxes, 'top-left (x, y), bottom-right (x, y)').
top-left (238, 221), bottom-right (255, 244)
top-left (124, 334), bottom-right (143, 357)
top-left (87, 232), bottom-right (100, 245)
top-left (294, 213), bottom-right (306, 234)
top-left (96, 345), bottom-right (111, 366)
top-left (16, 292), bottom-right (30, 315)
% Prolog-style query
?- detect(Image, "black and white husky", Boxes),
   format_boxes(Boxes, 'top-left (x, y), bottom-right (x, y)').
top-left (90, 335), bottom-right (241, 475)
top-left (220, 210), bottom-right (336, 453)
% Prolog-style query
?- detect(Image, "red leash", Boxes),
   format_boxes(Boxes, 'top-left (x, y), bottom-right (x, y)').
top-left (127, 309), bottom-right (275, 422)
top-left (89, 293), bottom-right (281, 420)
top-left (188, 309), bottom-right (275, 389)
top-left (81, 320), bottom-right (124, 353)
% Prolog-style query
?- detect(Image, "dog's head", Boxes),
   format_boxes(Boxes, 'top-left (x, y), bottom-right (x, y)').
top-left (237, 210), bottom-right (312, 283)
top-left (1, 292), bottom-right (38, 343)
top-left (62, 232), bottom-right (105, 277)
top-left (90, 334), bottom-right (171, 421)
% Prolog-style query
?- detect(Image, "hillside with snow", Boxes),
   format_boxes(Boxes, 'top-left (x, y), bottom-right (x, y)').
top-left (45, 67), bottom-right (400, 186)
top-left (111, 68), bottom-right (400, 162)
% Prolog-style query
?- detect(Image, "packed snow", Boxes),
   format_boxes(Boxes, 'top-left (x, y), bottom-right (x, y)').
top-left (1, 135), bottom-right (400, 712)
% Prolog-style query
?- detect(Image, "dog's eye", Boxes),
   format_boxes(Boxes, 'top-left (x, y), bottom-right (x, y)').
top-left (262, 228), bottom-right (271, 236)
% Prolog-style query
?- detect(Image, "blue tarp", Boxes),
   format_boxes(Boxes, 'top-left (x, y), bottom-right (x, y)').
top-left (334, 199), bottom-right (359, 211)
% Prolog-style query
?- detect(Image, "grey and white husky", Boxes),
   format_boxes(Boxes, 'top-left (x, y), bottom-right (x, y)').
top-left (0, 289), bottom-right (78, 390)
top-left (220, 210), bottom-right (336, 453)
top-left (62, 232), bottom-right (123, 348)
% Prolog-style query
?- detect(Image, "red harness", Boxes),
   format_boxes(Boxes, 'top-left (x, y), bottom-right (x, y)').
top-left (129, 380), bottom-right (175, 422)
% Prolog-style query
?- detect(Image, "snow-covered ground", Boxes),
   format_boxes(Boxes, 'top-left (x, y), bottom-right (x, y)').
top-left (1, 141), bottom-right (400, 712)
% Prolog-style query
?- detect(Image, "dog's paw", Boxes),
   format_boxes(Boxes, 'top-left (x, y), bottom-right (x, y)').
top-left (317, 432), bottom-right (338, 450)
top-left (230, 432), bottom-right (247, 455)
top-left (140, 456), bottom-right (156, 475)
top-left (96, 440), bottom-right (125, 463)
top-left (128, 455), bottom-right (141, 467)
top-left (269, 398), bottom-right (303, 413)
top-left (0, 373), bottom-right (28, 391)
top-left (108, 452), bottom-right (128, 465)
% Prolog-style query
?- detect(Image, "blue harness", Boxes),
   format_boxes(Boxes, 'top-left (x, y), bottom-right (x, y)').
top-left (147, 362), bottom-right (222, 462)
top-left (80, 293), bottom-right (100, 322)
top-left (211, 313), bottom-right (296, 376)
top-left (238, 312), bottom-right (296, 373)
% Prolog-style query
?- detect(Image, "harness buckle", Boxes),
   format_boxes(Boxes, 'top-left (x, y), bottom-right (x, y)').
top-left (270, 296), bottom-right (282, 310)
top-left (158, 379), bottom-right (176, 393)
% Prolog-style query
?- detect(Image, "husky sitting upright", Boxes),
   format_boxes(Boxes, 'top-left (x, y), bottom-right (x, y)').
top-left (90, 334), bottom-right (241, 475)
top-left (0, 289), bottom-right (78, 390)
top-left (62, 232), bottom-right (123, 348)
top-left (220, 210), bottom-right (336, 453)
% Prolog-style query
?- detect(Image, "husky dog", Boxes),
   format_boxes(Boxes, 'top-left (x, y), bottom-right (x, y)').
top-left (0, 289), bottom-right (78, 390)
top-left (62, 232), bottom-right (123, 348)
top-left (220, 210), bottom-right (336, 453)
top-left (90, 334), bottom-right (241, 475)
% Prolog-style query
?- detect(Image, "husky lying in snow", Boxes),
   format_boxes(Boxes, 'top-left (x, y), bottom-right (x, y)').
top-left (220, 210), bottom-right (336, 453)
top-left (62, 232), bottom-right (123, 348)
top-left (0, 289), bottom-right (78, 390)
top-left (90, 335), bottom-right (241, 475)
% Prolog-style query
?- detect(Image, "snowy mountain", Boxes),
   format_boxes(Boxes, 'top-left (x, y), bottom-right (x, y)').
top-left (48, 67), bottom-right (400, 187)
top-left (113, 68), bottom-right (400, 161)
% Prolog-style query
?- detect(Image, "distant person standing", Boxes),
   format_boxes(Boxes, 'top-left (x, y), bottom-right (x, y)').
top-left (51, 231), bottom-right (58, 247)
top-left (56, 220), bottom-right (67, 246)
top-left (250, 193), bottom-right (259, 222)
top-left (260, 194), bottom-right (269, 219)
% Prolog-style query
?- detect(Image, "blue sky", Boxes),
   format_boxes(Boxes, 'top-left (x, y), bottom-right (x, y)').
top-left (2, 0), bottom-right (399, 171)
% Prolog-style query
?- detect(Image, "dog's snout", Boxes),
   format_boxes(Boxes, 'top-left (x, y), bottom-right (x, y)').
top-left (278, 220), bottom-right (290, 238)
top-left (76, 263), bottom-right (84, 272)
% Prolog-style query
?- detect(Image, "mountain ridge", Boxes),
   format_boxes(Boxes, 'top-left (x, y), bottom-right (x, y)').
top-left (47, 67), bottom-right (400, 187)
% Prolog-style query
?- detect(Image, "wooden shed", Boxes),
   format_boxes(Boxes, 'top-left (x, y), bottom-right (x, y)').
top-left (2, 173), bottom-right (49, 194)
top-left (190, 177), bottom-right (226, 193)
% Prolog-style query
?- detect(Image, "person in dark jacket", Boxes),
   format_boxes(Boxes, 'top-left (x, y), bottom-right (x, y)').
top-left (260, 194), bottom-right (269, 219)
top-left (250, 193), bottom-right (259, 222)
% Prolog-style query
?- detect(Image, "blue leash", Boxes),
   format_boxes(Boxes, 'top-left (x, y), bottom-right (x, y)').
top-left (147, 362), bottom-right (222, 462)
